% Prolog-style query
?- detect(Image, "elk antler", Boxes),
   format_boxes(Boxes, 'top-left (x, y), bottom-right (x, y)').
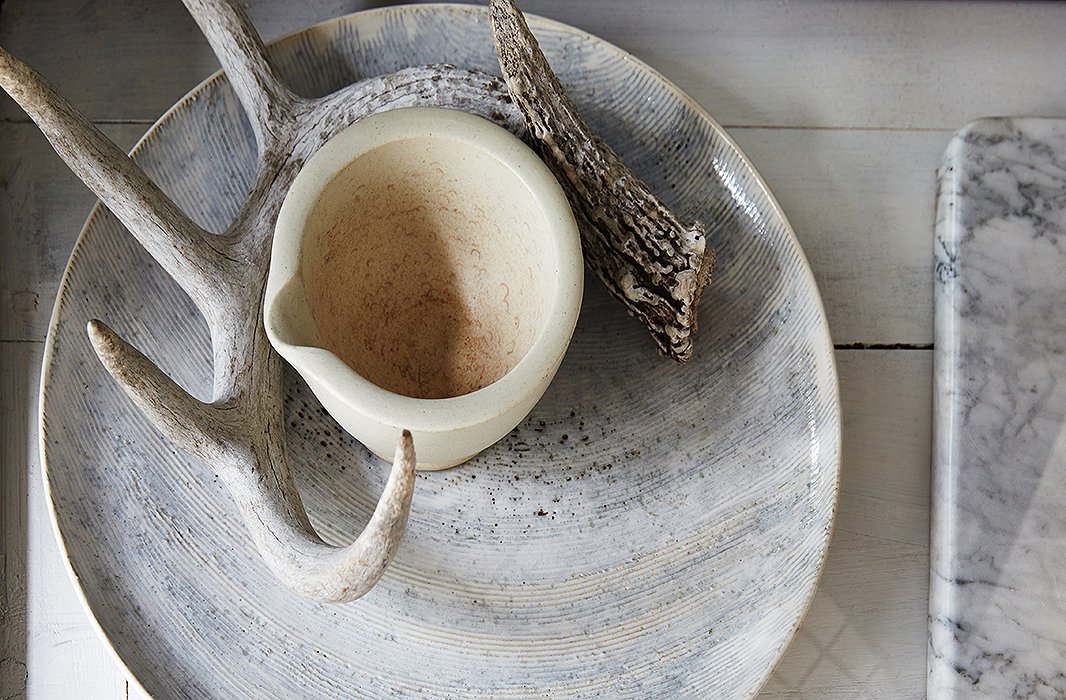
top-left (1, 0), bottom-right (524, 602)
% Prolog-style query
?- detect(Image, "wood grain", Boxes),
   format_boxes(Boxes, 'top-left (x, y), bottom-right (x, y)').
top-left (0, 343), bottom-right (30, 700)
top-left (1, 343), bottom-right (129, 699)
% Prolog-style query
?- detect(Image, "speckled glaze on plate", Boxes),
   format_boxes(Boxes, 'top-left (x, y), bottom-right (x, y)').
top-left (39, 5), bottom-right (840, 698)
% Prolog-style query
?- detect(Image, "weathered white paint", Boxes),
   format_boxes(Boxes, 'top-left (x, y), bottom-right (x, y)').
top-left (2, 1), bottom-right (1065, 130)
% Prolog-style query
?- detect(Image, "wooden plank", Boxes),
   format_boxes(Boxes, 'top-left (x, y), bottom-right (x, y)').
top-left (0, 124), bottom-right (144, 342)
top-left (1, 343), bottom-right (30, 700)
top-left (1, 342), bottom-right (128, 700)
top-left (2, 0), bottom-right (1065, 129)
top-left (762, 349), bottom-right (931, 699)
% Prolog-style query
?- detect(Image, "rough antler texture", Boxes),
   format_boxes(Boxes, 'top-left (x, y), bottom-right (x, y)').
top-left (0, 0), bottom-right (523, 602)
top-left (490, 0), bottom-right (715, 362)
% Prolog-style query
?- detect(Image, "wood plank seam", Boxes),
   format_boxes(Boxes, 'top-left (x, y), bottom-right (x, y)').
top-left (834, 343), bottom-right (933, 351)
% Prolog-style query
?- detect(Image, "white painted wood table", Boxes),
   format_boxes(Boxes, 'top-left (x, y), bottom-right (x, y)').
top-left (1, 1), bottom-right (1064, 697)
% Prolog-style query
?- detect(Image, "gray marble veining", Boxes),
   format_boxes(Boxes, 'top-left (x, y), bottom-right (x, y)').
top-left (930, 118), bottom-right (1066, 699)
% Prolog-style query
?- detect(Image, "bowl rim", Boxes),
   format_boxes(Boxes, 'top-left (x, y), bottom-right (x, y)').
top-left (264, 105), bottom-right (584, 433)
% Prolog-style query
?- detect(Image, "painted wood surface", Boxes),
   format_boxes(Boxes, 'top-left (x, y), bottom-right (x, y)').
top-left (1, 0), bottom-right (1060, 697)
top-left (2, 1), bottom-right (1065, 130)
top-left (1, 344), bottom-right (129, 699)
top-left (762, 349), bottom-right (931, 699)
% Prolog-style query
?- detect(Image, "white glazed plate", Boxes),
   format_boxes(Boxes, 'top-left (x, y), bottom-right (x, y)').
top-left (40, 5), bottom-right (840, 698)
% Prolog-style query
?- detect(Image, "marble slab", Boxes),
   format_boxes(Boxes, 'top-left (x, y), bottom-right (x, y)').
top-left (930, 118), bottom-right (1066, 698)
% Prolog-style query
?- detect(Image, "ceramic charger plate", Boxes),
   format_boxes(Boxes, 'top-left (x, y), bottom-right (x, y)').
top-left (40, 5), bottom-right (841, 698)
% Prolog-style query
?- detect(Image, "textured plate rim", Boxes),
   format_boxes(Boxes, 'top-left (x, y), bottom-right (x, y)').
top-left (36, 5), bottom-right (842, 698)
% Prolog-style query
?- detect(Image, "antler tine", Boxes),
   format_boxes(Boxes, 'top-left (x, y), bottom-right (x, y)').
top-left (89, 316), bottom-right (418, 603)
top-left (89, 301), bottom-right (419, 603)
top-left (180, 0), bottom-right (297, 151)
top-left (248, 430), bottom-right (418, 603)
top-left (86, 319), bottom-right (236, 464)
top-left (0, 46), bottom-right (228, 308)
top-left (315, 429), bottom-right (417, 600)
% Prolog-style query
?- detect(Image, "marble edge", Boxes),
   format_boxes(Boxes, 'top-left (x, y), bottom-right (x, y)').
top-left (928, 116), bottom-right (1017, 696)
top-left (927, 116), bottom-right (1066, 697)
top-left (928, 118), bottom-right (970, 696)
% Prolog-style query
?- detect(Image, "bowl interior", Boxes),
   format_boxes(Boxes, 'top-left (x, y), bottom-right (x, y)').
top-left (301, 136), bottom-right (555, 400)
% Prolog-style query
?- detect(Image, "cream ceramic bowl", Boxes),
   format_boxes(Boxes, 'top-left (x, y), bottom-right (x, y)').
top-left (264, 106), bottom-right (583, 470)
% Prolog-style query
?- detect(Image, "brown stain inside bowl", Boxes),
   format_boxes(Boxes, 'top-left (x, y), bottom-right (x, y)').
top-left (301, 136), bottom-right (553, 400)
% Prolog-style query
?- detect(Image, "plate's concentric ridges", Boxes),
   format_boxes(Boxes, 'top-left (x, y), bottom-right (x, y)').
top-left (40, 6), bottom-right (839, 699)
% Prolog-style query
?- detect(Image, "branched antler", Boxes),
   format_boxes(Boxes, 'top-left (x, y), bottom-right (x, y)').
top-left (1, 0), bottom-right (523, 602)
top-left (181, 0), bottom-right (297, 150)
